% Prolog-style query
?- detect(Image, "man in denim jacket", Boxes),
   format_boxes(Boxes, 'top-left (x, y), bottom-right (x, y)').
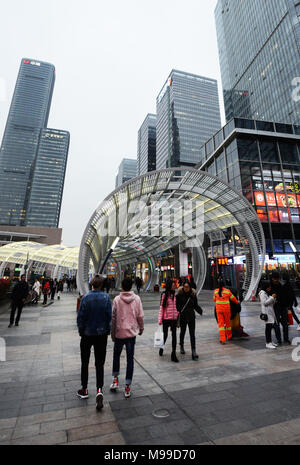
top-left (77, 275), bottom-right (112, 410)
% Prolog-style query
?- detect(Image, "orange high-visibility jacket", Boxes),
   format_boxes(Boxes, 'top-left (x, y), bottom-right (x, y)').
top-left (213, 288), bottom-right (238, 313)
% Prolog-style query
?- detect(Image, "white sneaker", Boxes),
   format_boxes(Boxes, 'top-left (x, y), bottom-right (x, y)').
top-left (110, 377), bottom-right (119, 391)
top-left (297, 325), bottom-right (300, 331)
top-left (272, 342), bottom-right (278, 347)
top-left (266, 343), bottom-right (276, 349)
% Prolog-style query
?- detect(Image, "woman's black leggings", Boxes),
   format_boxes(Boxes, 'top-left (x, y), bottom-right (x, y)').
top-left (180, 319), bottom-right (196, 350)
top-left (265, 323), bottom-right (281, 343)
top-left (162, 320), bottom-right (177, 352)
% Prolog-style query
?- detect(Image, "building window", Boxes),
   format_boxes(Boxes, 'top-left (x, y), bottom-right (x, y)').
top-left (256, 121), bottom-right (275, 132)
top-left (234, 118), bottom-right (255, 129)
top-left (278, 142), bottom-right (299, 165)
top-left (238, 138), bottom-right (259, 161)
top-left (259, 141), bottom-right (280, 163)
top-left (275, 123), bottom-right (293, 134)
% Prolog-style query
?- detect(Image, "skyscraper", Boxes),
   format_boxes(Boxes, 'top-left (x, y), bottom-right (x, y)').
top-left (115, 158), bottom-right (137, 188)
top-left (137, 114), bottom-right (156, 176)
top-left (156, 70), bottom-right (221, 170)
top-left (25, 129), bottom-right (70, 227)
top-left (215, 0), bottom-right (300, 124)
top-left (0, 58), bottom-right (69, 229)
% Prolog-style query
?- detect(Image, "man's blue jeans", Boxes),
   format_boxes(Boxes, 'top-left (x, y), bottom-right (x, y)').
top-left (112, 337), bottom-right (136, 385)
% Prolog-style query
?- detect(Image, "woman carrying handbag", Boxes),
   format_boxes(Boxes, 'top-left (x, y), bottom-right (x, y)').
top-left (176, 281), bottom-right (203, 360)
top-left (158, 280), bottom-right (179, 363)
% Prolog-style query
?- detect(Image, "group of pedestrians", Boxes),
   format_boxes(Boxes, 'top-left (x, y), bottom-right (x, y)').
top-left (158, 279), bottom-right (203, 362)
top-left (41, 278), bottom-right (65, 305)
top-left (259, 271), bottom-right (299, 349)
top-left (76, 275), bottom-right (144, 410)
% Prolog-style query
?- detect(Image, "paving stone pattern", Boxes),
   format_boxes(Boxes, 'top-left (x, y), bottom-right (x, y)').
top-left (0, 290), bottom-right (300, 444)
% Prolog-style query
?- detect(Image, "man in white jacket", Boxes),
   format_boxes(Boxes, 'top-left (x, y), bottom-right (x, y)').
top-left (32, 279), bottom-right (41, 303)
top-left (259, 282), bottom-right (281, 349)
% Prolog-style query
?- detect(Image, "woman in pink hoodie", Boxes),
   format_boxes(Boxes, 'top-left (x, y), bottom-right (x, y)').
top-left (110, 278), bottom-right (144, 398)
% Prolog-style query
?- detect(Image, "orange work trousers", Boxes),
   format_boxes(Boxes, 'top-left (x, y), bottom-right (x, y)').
top-left (217, 310), bottom-right (232, 342)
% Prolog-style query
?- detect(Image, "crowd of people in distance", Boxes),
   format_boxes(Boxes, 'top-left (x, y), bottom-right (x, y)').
top-left (7, 275), bottom-right (77, 327)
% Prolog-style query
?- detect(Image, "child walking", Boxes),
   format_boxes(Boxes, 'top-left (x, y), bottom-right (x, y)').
top-left (110, 278), bottom-right (144, 398)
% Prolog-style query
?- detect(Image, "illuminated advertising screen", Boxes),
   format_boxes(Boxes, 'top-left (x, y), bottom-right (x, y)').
top-left (255, 191), bottom-right (300, 208)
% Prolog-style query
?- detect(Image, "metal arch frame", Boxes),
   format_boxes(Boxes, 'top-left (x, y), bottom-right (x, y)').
top-left (78, 168), bottom-right (266, 299)
top-left (191, 241), bottom-right (207, 299)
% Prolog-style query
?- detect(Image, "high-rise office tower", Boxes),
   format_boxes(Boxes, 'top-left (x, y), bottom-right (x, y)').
top-left (0, 59), bottom-right (55, 226)
top-left (156, 70), bottom-right (221, 170)
top-left (25, 129), bottom-right (70, 227)
top-left (215, 0), bottom-right (300, 124)
top-left (137, 114), bottom-right (156, 175)
top-left (0, 58), bottom-right (69, 229)
top-left (115, 158), bottom-right (137, 188)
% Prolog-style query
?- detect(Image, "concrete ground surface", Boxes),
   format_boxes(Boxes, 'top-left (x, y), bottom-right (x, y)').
top-left (0, 289), bottom-right (300, 445)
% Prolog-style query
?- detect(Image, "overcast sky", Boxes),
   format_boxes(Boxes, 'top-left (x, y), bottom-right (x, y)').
top-left (0, 0), bottom-right (224, 246)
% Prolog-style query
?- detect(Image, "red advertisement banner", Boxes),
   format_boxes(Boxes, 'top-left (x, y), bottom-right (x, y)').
top-left (255, 191), bottom-right (300, 208)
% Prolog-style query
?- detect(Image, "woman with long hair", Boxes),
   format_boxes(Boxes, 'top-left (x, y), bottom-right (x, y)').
top-left (176, 280), bottom-right (203, 360)
top-left (213, 279), bottom-right (239, 345)
top-left (259, 282), bottom-right (279, 349)
top-left (158, 280), bottom-right (179, 362)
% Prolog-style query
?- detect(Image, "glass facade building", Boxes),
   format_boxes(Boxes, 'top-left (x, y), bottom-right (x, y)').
top-left (0, 58), bottom-right (55, 226)
top-left (215, 0), bottom-right (300, 124)
top-left (137, 114), bottom-right (156, 175)
top-left (25, 129), bottom-right (70, 227)
top-left (0, 58), bottom-right (69, 228)
top-left (197, 118), bottom-right (300, 259)
top-left (156, 70), bottom-right (221, 170)
top-left (115, 158), bottom-right (137, 188)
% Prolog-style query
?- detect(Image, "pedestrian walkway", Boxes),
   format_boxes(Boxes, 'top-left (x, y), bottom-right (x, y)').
top-left (0, 291), bottom-right (300, 444)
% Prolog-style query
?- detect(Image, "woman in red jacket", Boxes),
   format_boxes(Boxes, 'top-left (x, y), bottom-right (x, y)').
top-left (158, 280), bottom-right (179, 362)
top-left (42, 280), bottom-right (50, 306)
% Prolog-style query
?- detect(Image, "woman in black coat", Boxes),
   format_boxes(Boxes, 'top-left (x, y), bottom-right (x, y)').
top-left (176, 281), bottom-right (203, 360)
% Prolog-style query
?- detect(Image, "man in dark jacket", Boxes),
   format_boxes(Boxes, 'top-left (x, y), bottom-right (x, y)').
top-left (77, 275), bottom-right (112, 410)
top-left (8, 274), bottom-right (29, 327)
top-left (282, 274), bottom-right (300, 329)
top-left (270, 271), bottom-right (290, 344)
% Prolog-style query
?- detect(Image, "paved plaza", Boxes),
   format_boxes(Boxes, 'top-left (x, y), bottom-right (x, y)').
top-left (1, 290), bottom-right (300, 445)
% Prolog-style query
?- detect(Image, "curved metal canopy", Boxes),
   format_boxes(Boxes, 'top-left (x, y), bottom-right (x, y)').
top-left (78, 168), bottom-right (265, 300)
top-left (0, 241), bottom-right (79, 275)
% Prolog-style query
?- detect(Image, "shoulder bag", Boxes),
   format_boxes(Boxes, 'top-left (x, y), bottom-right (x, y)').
top-left (177, 297), bottom-right (191, 328)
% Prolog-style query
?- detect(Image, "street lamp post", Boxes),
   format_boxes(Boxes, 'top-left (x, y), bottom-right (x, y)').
top-left (99, 237), bottom-right (120, 274)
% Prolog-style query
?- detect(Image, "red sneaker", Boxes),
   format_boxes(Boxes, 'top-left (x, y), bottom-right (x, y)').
top-left (77, 388), bottom-right (89, 399)
top-left (124, 385), bottom-right (131, 398)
